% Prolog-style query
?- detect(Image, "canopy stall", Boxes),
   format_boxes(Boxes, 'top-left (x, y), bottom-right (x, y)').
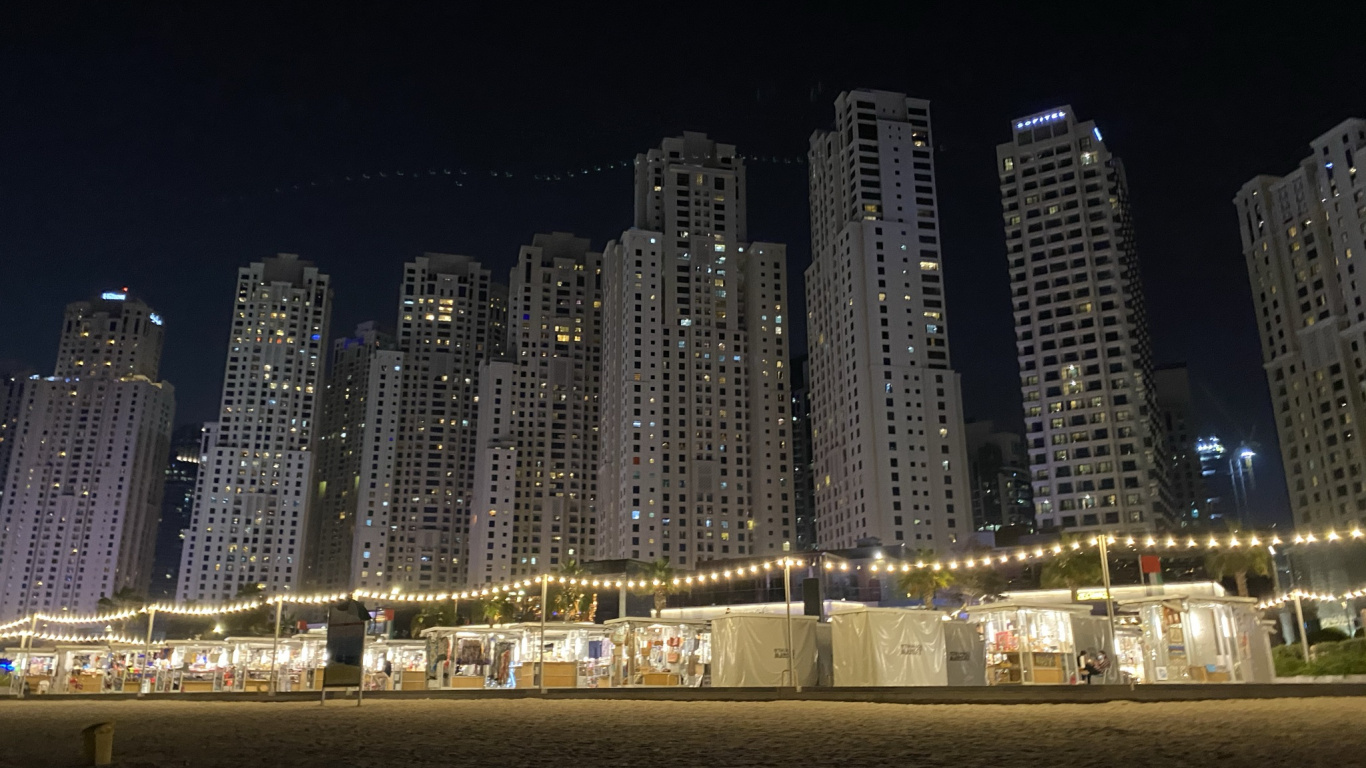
top-left (711, 614), bottom-right (819, 688)
top-left (943, 620), bottom-right (986, 686)
top-left (363, 638), bottom-right (427, 690)
top-left (53, 643), bottom-right (143, 693)
top-left (4, 646), bottom-right (57, 695)
top-left (1119, 596), bottom-right (1272, 683)
top-left (967, 602), bottom-right (1092, 685)
top-left (224, 636), bottom-right (306, 692)
top-left (830, 607), bottom-right (947, 687)
top-left (422, 623), bottom-right (613, 689)
top-left (604, 618), bottom-right (710, 687)
top-left (161, 640), bottom-right (231, 693)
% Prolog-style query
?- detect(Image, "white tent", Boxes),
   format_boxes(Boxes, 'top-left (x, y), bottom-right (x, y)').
top-left (711, 614), bottom-right (819, 687)
top-left (1120, 596), bottom-right (1270, 683)
top-left (831, 607), bottom-right (947, 686)
top-left (944, 620), bottom-right (986, 686)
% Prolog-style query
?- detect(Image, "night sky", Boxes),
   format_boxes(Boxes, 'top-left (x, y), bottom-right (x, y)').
top-left (5, 5), bottom-right (1366, 527)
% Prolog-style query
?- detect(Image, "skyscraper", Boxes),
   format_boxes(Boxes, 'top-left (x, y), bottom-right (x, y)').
top-left (789, 355), bottom-right (817, 550)
top-left (150, 424), bottom-right (203, 599)
top-left (308, 322), bottom-right (400, 591)
top-left (1154, 365), bottom-right (1205, 525)
top-left (471, 232), bottom-right (603, 583)
top-left (806, 89), bottom-right (973, 551)
top-left (177, 254), bottom-right (331, 602)
top-left (965, 420), bottom-right (1035, 535)
top-left (0, 291), bottom-right (175, 620)
top-left (601, 133), bottom-right (794, 567)
top-left (998, 107), bottom-right (1172, 533)
top-left (1234, 119), bottom-right (1366, 532)
top-left (384, 254), bottom-right (505, 589)
top-left (0, 363), bottom-right (36, 514)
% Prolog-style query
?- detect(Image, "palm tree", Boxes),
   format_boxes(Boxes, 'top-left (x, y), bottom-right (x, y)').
top-left (1040, 536), bottom-right (1104, 602)
top-left (952, 566), bottom-right (1008, 612)
top-left (645, 558), bottom-right (676, 618)
top-left (480, 593), bottom-right (512, 626)
top-left (554, 557), bottom-right (588, 622)
top-left (1204, 547), bottom-right (1272, 597)
top-left (898, 568), bottom-right (955, 609)
top-left (223, 583), bottom-right (275, 635)
top-left (409, 601), bottom-right (456, 637)
top-left (97, 586), bottom-right (146, 634)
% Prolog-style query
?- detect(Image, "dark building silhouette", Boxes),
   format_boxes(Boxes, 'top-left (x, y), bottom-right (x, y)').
top-left (965, 420), bottom-right (1034, 537)
top-left (791, 355), bottom-right (816, 550)
top-left (1155, 365), bottom-right (1206, 525)
top-left (151, 424), bottom-right (203, 598)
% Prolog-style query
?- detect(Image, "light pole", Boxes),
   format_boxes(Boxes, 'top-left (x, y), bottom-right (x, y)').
top-left (140, 607), bottom-right (157, 696)
top-left (538, 577), bottom-right (549, 694)
top-left (783, 557), bottom-right (799, 693)
top-left (269, 598), bottom-right (284, 694)
top-left (1097, 534), bottom-right (1118, 683)
top-left (1292, 590), bottom-right (1312, 664)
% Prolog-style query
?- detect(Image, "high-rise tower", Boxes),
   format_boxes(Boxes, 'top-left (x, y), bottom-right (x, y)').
top-left (806, 89), bottom-right (973, 551)
top-left (471, 232), bottom-right (603, 582)
top-left (601, 133), bottom-right (793, 567)
top-left (177, 254), bottom-right (331, 601)
top-left (998, 107), bottom-right (1172, 532)
top-left (0, 292), bottom-right (174, 619)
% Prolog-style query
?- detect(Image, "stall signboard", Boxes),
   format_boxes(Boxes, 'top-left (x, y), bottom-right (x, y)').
top-left (324, 599), bottom-right (370, 688)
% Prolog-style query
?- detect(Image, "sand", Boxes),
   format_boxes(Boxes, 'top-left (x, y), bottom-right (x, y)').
top-left (0, 697), bottom-right (1361, 767)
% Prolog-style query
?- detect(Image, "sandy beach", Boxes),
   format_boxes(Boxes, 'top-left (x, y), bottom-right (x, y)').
top-left (1, 697), bottom-right (1362, 767)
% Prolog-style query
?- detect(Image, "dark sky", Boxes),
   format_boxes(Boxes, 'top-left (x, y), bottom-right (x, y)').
top-left (4, 4), bottom-right (1365, 527)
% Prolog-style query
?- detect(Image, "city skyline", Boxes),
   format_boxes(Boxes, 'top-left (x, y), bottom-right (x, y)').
top-left (8, 7), bottom-right (1366, 537)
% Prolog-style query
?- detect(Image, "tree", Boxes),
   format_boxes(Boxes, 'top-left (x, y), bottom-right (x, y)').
top-left (1204, 547), bottom-right (1272, 597)
top-left (97, 586), bottom-right (146, 634)
top-left (554, 557), bottom-right (588, 622)
top-left (952, 567), bottom-right (1008, 612)
top-left (898, 567), bottom-right (955, 609)
top-left (645, 558), bottom-right (676, 618)
top-left (481, 593), bottom-right (512, 626)
top-left (222, 583), bottom-right (277, 636)
top-left (1040, 536), bottom-right (1104, 602)
top-left (409, 601), bottom-right (456, 637)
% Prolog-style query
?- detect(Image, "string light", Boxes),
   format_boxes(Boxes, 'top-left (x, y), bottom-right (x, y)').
top-left (1257, 586), bottom-right (1366, 610)
top-left (34, 608), bottom-right (141, 625)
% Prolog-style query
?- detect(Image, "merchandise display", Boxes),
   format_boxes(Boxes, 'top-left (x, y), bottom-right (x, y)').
top-left (422, 623), bottom-right (613, 689)
top-left (363, 639), bottom-right (427, 690)
top-left (604, 618), bottom-right (711, 687)
top-left (161, 641), bottom-right (231, 692)
top-left (1120, 596), bottom-right (1273, 683)
top-left (966, 602), bottom-right (1091, 685)
top-left (4, 646), bottom-right (57, 695)
top-left (53, 643), bottom-right (143, 693)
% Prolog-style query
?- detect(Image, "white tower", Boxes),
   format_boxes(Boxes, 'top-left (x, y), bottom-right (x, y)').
top-left (806, 89), bottom-right (973, 551)
top-left (177, 254), bottom-right (331, 601)
top-left (601, 133), bottom-right (794, 568)
top-left (0, 291), bottom-right (174, 620)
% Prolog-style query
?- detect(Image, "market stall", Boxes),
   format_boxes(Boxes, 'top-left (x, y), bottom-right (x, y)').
top-left (1114, 626), bottom-right (1147, 684)
top-left (53, 643), bottom-right (142, 693)
top-left (163, 641), bottom-right (231, 692)
top-left (967, 602), bottom-right (1091, 685)
top-left (711, 614), bottom-right (819, 688)
top-left (225, 636), bottom-right (307, 692)
top-left (1120, 596), bottom-right (1272, 683)
top-left (830, 607), bottom-right (947, 686)
top-left (1070, 614), bottom-right (1119, 684)
top-left (421, 623), bottom-right (613, 689)
top-left (604, 618), bottom-right (710, 687)
top-left (4, 646), bottom-right (57, 695)
top-left (364, 638), bottom-right (427, 690)
top-left (944, 621), bottom-right (985, 686)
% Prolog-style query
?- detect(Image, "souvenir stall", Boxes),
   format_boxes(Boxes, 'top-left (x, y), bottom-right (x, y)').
top-left (943, 621), bottom-right (986, 686)
top-left (163, 641), bottom-right (231, 692)
top-left (422, 625), bottom-right (525, 689)
top-left (604, 618), bottom-right (711, 687)
top-left (711, 614), bottom-right (819, 688)
top-left (1119, 596), bottom-right (1271, 683)
top-left (295, 630), bottom-right (330, 690)
top-left (53, 643), bottom-right (143, 693)
top-left (363, 638), bottom-right (427, 690)
top-left (5, 646), bottom-right (57, 695)
top-left (511, 623), bottom-right (614, 689)
top-left (830, 607), bottom-right (947, 687)
top-left (225, 636), bottom-right (307, 692)
top-left (1114, 626), bottom-right (1147, 684)
top-left (967, 602), bottom-right (1091, 685)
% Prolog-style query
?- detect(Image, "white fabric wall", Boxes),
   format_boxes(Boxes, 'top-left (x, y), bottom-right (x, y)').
top-left (711, 615), bottom-right (819, 687)
top-left (830, 609), bottom-right (947, 686)
top-left (944, 620), bottom-right (986, 686)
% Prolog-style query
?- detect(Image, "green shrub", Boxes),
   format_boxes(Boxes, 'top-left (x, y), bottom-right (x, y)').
top-left (1274, 638), bottom-right (1366, 676)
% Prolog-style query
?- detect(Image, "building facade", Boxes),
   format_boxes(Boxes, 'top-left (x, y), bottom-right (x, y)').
top-left (150, 424), bottom-right (203, 599)
top-left (177, 254), bottom-right (331, 602)
top-left (1235, 119), bottom-right (1366, 533)
top-left (806, 89), bottom-right (973, 551)
top-left (965, 420), bottom-right (1035, 534)
top-left (383, 254), bottom-right (505, 589)
top-left (308, 322), bottom-right (401, 591)
top-left (0, 292), bottom-right (175, 619)
top-left (998, 107), bottom-right (1172, 533)
top-left (601, 132), bottom-right (794, 567)
top-left (789, 355), bottom-right (817, 550)
top-left (1154, 365), bottom-right (1205, 525)
top-left (471, 232), bottom-right (603, 583)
